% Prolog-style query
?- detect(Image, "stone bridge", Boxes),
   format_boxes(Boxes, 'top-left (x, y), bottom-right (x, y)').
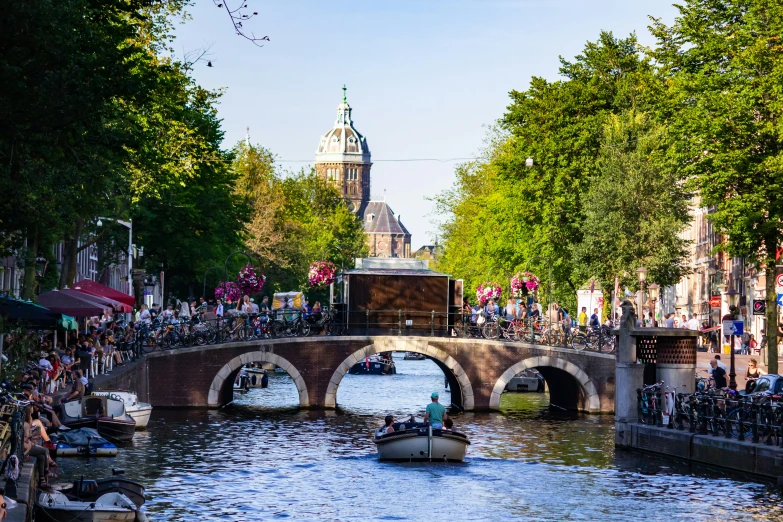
top-left (120, 336), bottom-right (615, 413)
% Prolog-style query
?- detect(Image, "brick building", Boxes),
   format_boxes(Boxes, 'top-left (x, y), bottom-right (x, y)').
top-left (315, 87), bottom-right (411, 257)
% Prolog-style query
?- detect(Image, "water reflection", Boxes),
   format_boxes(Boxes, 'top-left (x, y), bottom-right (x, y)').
top-left (56, 354), bottom-right (783, 521)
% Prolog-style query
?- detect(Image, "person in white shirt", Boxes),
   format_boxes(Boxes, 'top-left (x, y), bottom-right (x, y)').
top-left (686, 314), bottom-right (701, 331)
top-left (250, 299), bottom-right (259, 314)
top-left (38, 355), bottom-right (53, 371)
top-left (215, 300), bottom-right (224, 317)
top-left (139, 304), bottom-right (152, 325)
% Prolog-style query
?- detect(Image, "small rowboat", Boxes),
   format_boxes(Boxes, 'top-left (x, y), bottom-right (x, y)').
top-left (373, 424), bottom-right (470, 462)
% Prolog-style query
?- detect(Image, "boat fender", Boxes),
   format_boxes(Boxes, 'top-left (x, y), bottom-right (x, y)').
top-left (135, 510), bottom-right (151, 522)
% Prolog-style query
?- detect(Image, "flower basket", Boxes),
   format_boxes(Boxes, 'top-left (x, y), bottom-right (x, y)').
top-left (476, 282), bottom-right (502, 305)
top-left (511, 271), bottom-right (540, 297)
top-left (238, 264), bottom-right (265, 295)
top-left (308, 261), bottom-right (337, 287)
top-left (214, 281), bottom-right (240, 302)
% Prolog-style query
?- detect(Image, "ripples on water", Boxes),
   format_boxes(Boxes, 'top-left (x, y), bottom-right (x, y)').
top-left (58, 354), bottom-right (783, 521)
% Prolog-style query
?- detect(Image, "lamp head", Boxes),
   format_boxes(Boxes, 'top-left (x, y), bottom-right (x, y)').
top-left (637, 266), bottom-right (648, 282)
top-left (647, 283), bottom-right (659, 300)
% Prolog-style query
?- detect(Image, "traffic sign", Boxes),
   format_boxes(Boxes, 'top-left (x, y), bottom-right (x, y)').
top-left (753, 299), bottom-right (766, 315)
top-left (778, 294), bottom-right (783, 307)
top-left (722, 320), bottom-right (744, 336)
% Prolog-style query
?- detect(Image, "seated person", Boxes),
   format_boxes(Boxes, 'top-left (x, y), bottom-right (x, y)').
top-left (64, 370), bottom-right (85, 402)
top-left (376, 415), bottom-right (395, 437)
top-left (443, 418), bottom-right (454, 432)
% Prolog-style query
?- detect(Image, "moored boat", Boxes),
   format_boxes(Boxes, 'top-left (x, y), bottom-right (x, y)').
top-left (57, 474), bottom-right (146, 509)
top-left (52, 428), bottom-right (118, 457)
top-left (60, 396), bottom-right (136, 443)
top-left (91, 391), bottom-right (153, 429)
top-left (403, 352), bottom-right (426, 360)
top-left (350, 355), bottom-right (396, 375)
top-left (504, 369), bottom-right (545, 393)
top-left (373, 424), bottom-right (470, 462)
top-left (37, 491), bottom-right (145, 522)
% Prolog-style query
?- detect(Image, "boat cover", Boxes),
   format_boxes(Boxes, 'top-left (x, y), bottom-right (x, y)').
top-left (57, 428), bottom-right (110, 446)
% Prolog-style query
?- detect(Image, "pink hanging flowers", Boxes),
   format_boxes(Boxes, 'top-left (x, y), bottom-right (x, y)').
top-left (237, 264), bottom-right (265, 295)
top-left (214, 281), bottom-right (241, 302)
top-left (308, 260), bottom-right (337, 287)
top-left (476, 282), bottom-right (502, 305)
top-left (511, 271), bottom-right (540, 297)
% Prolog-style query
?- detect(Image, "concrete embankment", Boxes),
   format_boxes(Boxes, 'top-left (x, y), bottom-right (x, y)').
top-left (6, 456), bottom-right (38, 522)
top-left (617, 422), bottom-right (783, 482)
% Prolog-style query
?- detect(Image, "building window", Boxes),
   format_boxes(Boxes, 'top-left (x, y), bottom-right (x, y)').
top-left (346, 168), bottom-right (358, 181)
top-left (367, 213), bottom-right (375, 222)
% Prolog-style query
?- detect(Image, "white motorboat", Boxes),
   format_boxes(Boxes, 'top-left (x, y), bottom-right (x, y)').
top-left (505, 369), bottom-right (545, 393)
top-left (91, 390), bottom-right (153, 429)
top-left (37, 491), bottom-right (148, 522)
top-left (373, 424), bottom-right (470, 462)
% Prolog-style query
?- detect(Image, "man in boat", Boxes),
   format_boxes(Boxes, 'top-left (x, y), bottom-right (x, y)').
top-left (423, 392), bottom-right (448, 429)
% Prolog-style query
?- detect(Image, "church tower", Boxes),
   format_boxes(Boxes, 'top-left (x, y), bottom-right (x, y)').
top-left (315, 86), bottom-right (371, 216)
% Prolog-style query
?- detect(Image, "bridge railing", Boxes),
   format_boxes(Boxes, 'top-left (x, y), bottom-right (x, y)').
top-left (117, 309), bottom-right (618, 356)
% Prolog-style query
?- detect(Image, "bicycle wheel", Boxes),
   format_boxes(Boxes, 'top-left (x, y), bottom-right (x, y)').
top-left (727, 407), bottom-right (753, 439)
top-left (300, 321), bottom-right (311, 337)
top-left (570, 333), bottom-right (587, 351)
top-left (141, 336), bottom-right (158, 354)
top-left (482, 322), bottom-right (498, 339)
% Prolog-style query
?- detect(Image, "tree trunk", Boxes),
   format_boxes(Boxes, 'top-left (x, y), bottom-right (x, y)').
top-left (60, 218), bottom-right (83, 288)
top-left (21, 226), bottom-right (39, 300)
top-left (765, 261), bottom-right (778, 373)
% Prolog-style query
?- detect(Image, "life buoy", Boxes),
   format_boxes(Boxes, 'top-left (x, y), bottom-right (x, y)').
top-left (366, 357), bottom-right (370, 370)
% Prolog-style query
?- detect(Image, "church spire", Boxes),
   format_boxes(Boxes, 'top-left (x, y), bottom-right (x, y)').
top-left (342, 84), bottom-right (347, 103)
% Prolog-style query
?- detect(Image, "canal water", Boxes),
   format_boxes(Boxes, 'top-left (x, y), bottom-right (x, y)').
top-left (59, 354), bottom-right (783, 521)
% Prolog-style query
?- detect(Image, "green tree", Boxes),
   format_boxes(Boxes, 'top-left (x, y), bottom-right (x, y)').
top-left (435, 32), bottom-right (661, 309)
top-left (231, 141), bottom-right (367, 300)
top-left (574, 111), bottom-right (691, 306)
top-left (651, 0), bottom-right (783, 371)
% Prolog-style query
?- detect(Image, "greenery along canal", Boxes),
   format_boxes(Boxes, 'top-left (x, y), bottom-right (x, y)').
top-left (58, 356), bottom-right (783, 521)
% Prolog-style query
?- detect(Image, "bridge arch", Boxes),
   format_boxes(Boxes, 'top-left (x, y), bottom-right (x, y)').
top-left (489, 356), bottom-right (600, 413)
top-left (207, 352), bottom-right (309, 408)
top-left (324, 339), bottom-right (475, 411)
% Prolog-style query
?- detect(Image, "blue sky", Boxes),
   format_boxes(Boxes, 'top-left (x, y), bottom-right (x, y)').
top-left (174, 0), bottom-right (678, 247)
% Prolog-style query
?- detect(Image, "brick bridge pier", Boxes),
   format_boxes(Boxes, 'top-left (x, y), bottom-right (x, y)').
top-left (111, 336), bottom-right (616, 413)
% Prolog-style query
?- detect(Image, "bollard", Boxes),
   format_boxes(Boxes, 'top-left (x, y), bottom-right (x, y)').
top-left (398, 310), bottom-right (402, 336)
top-left (431, 310), bottom-right (435, 337)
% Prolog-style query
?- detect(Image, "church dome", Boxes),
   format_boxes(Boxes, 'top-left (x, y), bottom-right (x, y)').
top-left (315, 88), bottom-right (371, 164)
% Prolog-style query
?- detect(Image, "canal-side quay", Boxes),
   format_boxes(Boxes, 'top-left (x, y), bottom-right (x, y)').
top-left (617, 423), bottom-right (783, 481)
top-left (613, 300), bottom-right (783, 483)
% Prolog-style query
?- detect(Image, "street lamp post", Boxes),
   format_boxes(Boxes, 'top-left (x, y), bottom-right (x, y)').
top-left (724, 286), bottom-right (740, 390)
top-left (647, 283), bottom-right (659, 327)
top-left (637, 267), bottom-right (648, 326)
top-left (202, 266), bottom-right (226, 300)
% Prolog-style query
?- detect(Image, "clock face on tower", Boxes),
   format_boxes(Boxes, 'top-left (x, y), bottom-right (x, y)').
top-left (378, 240), bottom-right (387, 252)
